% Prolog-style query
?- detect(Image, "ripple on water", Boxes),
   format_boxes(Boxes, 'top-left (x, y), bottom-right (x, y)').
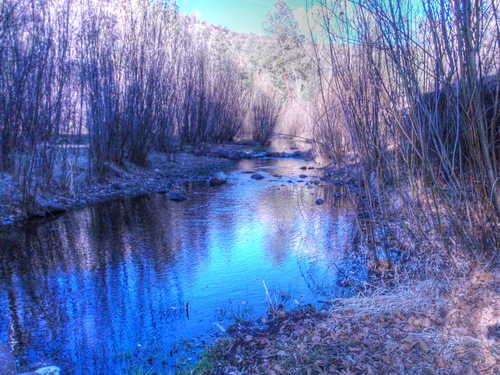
top-left (0, 158), bottom-right (357, 374)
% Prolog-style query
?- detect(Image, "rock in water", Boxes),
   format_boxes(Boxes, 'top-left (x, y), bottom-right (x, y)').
top-left (33, 200), bottom-right (67, 217)
top-left (251, 174), bottom-right (265, 180)
top-left (35, 366), bottom-right (62, 374)
top-left (315, 199), bottom-right (324, 205)
top-left (210, 177), bottom-right (226, 186)
top-left (169, 192), bottom-right (188, 201)
top-left (43, 201), bottom-right (67, 214)
top-left (0, 342), bottom-right (16, 375)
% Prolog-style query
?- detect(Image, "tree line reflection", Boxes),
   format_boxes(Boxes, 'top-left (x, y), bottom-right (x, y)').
top-left (0, 170), bottom-right (356, 373)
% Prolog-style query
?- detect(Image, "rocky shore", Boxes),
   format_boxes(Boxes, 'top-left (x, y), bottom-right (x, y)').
top-left (0, 143), bottom-right (317, 227)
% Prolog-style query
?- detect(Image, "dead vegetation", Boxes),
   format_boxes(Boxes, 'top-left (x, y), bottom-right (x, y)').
top-left (187, 269), bottom-right (500, 375)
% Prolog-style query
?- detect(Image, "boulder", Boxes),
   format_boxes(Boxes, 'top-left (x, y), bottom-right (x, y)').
top-left (33, 200), bottom-right (67, 217)
top-left (19, 365), bottom-right (62, 375)
top-left (251, 174), bottom-right (265, 180)
top-left (210, 177), bottom-right (226, 187)
top-left (300, 166), bottom-right (308, 170)
top-left (0, 342), bottom-right (16, 375)
top-left (35, 365), bottom-right (62, 375)
top-left (299, 174), bottom-right (308, 179)
top-left (169, 192), bottom-right (188, 201)
top-left (315, 199), bottom-right (324, 205)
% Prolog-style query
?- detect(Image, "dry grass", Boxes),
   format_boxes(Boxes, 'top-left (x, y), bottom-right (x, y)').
top-left (185, 268), bottom-right (500, 374)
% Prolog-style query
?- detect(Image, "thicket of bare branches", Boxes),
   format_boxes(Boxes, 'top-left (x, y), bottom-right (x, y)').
top-left (251, 90), bottom-right (283, 146)
top-left (310, 0), bottom-right (500, 260)
top-left (0, 0), bottom-right (248, 212)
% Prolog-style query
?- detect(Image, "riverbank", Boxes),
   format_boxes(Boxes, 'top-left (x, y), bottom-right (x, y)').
top-left (0, 142), bottom-right (317, 226)
top-left (0, 150), bottom-right (234, 226)
top-left (179, 160), bottom-right (500, 375)
top-left (185, 268), bottom-right (500, 374)
top-left (0, 143), bottom-right (317, 226)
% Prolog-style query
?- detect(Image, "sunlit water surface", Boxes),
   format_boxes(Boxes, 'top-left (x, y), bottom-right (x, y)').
top-left (0, 158), bottom-right (356, 374)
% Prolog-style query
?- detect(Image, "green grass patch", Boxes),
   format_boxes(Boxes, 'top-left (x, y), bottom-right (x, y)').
top-left (178, 339), bottom-right (230, 375)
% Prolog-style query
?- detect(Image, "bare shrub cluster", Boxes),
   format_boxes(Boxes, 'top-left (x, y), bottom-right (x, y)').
top-left (309, 0), bottom-right (500, 260)
top-left (0, 0), bottom-right (247, 212)
top-left (250, 90), bottom-right (283, 146)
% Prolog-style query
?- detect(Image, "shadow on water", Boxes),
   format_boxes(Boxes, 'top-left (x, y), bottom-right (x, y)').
top-left (0, 157), bottom-right (359, 374)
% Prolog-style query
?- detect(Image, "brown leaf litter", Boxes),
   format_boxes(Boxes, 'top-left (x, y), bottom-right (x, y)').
top-left (189, 269), bottom-right (500, 374)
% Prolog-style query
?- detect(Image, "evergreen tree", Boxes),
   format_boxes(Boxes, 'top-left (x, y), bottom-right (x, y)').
top-left (262, 0), bottom-right (307, 99)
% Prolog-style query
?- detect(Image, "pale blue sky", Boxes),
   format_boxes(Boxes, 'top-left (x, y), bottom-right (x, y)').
top-left (177, 0), bottom-right (309, 35)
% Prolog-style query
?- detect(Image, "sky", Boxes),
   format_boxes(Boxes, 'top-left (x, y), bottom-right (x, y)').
top-left (177, 0), bottom-right (311, 36)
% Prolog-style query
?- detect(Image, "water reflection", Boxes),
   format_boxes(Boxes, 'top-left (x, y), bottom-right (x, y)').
top-left (0, 158), bottom-right (356, 374)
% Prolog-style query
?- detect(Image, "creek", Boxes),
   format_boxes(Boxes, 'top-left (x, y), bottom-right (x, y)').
top-left (0, 157), bottom-right (358, 374)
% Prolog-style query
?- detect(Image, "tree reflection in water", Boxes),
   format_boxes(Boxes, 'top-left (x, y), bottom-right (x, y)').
top-left (0, 158), bottom-right (356, 374)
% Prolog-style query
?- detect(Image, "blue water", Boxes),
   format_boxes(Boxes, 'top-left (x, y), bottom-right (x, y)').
top-left (0, 157), bottom-right (356, 374)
